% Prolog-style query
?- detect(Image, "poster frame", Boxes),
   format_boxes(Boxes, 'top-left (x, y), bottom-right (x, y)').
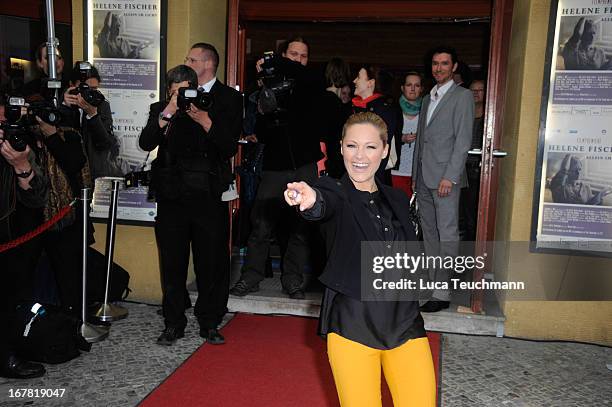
top-left (529, 0), bottom-right (612, 258)
top-left (82, 0), bottom-right (167, 226)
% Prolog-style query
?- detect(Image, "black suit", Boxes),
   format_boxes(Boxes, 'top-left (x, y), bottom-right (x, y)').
top-left (139, 80), bottom-right (243, 330)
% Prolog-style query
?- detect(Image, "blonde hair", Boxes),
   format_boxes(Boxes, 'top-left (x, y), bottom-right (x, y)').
top-left (342, 112), bottom-right (388, 144)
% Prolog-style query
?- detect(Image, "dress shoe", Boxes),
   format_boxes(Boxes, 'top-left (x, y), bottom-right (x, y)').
top-left (283, 284), bottom-right (306, 300)
top-left (287, 288), bottom-right (305, 300)
top-left (200, 328), bottom-right (225, 345)
top-left (156, 326), bottom-right (185, 346)
top-left (1, 355), bottom-right (45, 379)
top-left (419, 300), bottom-right (450, 313)
top-left (229, 280), bottom-right (259, 297)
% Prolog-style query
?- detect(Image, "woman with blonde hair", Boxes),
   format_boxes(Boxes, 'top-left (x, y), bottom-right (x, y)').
top-left (285, 112), bottom-right (436, 407)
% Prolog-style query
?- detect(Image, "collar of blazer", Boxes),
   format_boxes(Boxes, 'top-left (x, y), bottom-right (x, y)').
top-left (339, 174), bottom-right (416, 243)
top-left (208, 79), bottom-right (223, 94)
top-left (425, 81), bottom-right (459, 127)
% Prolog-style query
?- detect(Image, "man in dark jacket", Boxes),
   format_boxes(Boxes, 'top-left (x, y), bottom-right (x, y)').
top-left (230, 36), bottom-right (323, 300)
top-left (139, 43), bottom-right (243, 346)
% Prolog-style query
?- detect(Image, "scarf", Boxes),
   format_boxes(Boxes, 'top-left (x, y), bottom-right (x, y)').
top-left (352, 93), bottom-right (383, 109)
top-left (41, 127), bottom-right (92, 231)
top-left (399, 95), bottom-right (422, 116)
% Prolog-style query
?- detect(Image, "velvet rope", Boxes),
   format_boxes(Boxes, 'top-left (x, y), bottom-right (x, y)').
top-left (0, 200), bottom-right (77, 253)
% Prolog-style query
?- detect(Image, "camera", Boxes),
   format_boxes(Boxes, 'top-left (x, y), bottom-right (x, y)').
top-left (68, 61), bottom-right (105, 107)
top-left (26, 100), bottom-right (63, 126)
top-left (259, 51), bottom-right (278, 79)
top-left (0, 97), bottom-right (43, 152)
top-left (256, 52), bottom-right (296, 118)
top-left (177, 86), bottom-right (213, 112)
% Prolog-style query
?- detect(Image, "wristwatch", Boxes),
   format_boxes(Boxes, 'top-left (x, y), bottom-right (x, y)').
top-left (15, 168), bottom-right (33, 178)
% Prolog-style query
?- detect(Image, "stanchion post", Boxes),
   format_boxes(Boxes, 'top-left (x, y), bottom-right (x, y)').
top-left (80, 187), bottom-right (109, 342)
top-left (94, 179), bottom-right (128, 322)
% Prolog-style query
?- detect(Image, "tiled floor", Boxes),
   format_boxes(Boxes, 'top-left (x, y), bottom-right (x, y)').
top-left (0, 302), bottom-right (610, 406)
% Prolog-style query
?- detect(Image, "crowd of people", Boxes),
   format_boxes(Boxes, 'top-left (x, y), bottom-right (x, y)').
top-left (1, 34), bottom-right (487, 406)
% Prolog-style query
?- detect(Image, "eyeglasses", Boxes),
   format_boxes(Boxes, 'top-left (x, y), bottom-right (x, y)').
top-left (184, 57), bottom-right (205, 64)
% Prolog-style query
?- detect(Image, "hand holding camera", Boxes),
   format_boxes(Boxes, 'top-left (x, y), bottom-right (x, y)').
top-left (0, 131), bottom-right (32, 174)
top-left (36, 116), bottom-right (57, 138)
top-left (174, 87), bottom-right (214, 131)
top-left (64, 86), bottom-right (99, 117)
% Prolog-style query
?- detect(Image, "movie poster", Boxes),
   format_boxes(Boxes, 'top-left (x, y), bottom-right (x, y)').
top-left (85, 0), bottom-right (162, 222)
top-left (533, 0), bottom-right (612, 254)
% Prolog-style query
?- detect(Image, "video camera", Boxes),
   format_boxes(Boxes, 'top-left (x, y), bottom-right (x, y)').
top-left (0, 97), bottom-right (61, 151)
top-left (177, 86), bottom-right (213, 112)
top-left (68, 61), bottom-right (105, 107)
top-left (256, 52), bottom-right (296, 117)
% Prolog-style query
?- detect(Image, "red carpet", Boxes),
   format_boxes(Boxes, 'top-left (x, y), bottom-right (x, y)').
top-left (140, 313), bottom-right (441, 407)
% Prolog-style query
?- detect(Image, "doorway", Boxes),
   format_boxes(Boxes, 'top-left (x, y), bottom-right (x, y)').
top-left (226, 0), bottom-right (514, 315)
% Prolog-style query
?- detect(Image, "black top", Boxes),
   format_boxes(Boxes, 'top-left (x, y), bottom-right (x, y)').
top-left (302, 176), bottom-right (425, 350)
top-left (319, 91), bottom-right (350, 179)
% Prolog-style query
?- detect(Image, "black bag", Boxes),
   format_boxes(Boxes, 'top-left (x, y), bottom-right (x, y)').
top-left (14, 304), bottom-right (84, 364)
top-left (87, 247), bottom-right (131, 303)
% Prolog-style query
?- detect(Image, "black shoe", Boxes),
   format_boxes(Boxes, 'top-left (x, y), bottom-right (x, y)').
top-left (156, 326), bottom-right (185, 346)
top-left (229, 280), bottom-right (259, 297)
top-left (419, 300), bottom-right (450, 313)
top-left (1, 355), bottom-right (45, 379)
top-left (200, 328), bottom-right (225, 345)
top-left (283, 285), bottom-right (305, 300)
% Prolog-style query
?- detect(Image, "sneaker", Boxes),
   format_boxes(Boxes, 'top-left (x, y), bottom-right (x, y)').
top-left (229, 280), bottom-right (260, 297)
top-left (156, 326), bottom-right (185, 346)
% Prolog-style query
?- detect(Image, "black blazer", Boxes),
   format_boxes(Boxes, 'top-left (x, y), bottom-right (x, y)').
top-left (60, 100), bottom-right (120, 179)
top-left (306, 174), bottom-right (418, 299)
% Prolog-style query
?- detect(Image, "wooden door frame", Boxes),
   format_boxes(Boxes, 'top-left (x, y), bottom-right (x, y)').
top-left (472, 0), bottom-right (514, 313)
top-left (226, 0), bottom-right (514, 313)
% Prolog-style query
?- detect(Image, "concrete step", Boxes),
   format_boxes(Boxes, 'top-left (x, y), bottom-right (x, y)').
top-left (223, 286), bottom-right (505, 337)
top-left (189, 254), bottom-right (505, 337)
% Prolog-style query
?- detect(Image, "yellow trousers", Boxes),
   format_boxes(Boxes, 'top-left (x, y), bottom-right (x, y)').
top-left (327, 333), bottom-right (436, 407)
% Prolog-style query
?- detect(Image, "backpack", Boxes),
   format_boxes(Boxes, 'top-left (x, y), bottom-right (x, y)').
top-left (14, 303), bottom-right (88, 364)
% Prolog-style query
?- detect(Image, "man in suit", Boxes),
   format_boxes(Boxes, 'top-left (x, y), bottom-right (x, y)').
top-left (139, 43), bottom-right (243, 346)
top-left (412, 46), bottom-right (474, 312)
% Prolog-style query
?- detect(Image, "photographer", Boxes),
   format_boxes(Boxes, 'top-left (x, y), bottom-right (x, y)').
top-left (61, 62), bottom-right (126, 180)
top-left (0, 103), bottom-right (48, 378)
top-left (230, 36), bottom-right (324, 300)
top-left (1, 96), bottom-right (90, 318)
top-left (139, 47), bottom-right (242, 346)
